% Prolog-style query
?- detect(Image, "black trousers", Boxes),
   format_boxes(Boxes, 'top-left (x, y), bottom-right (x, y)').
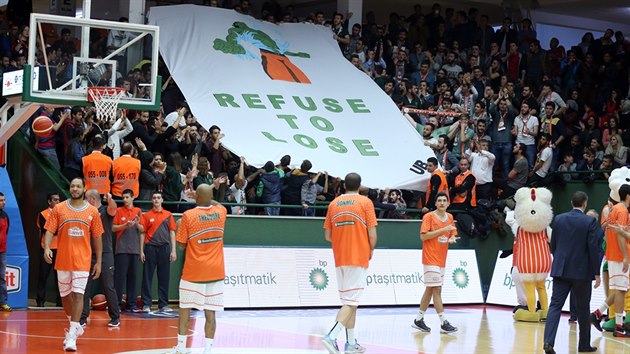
top-left (36, 248), bottom-right (60, 304)
top-left (81, 254), bottom-right (120, 321)
top-left (114, 253), bottom-right (138, 309)
top-left (141, 243), bottom-right (171, 309)
top-left (543, 277), bottom-right (592, 349)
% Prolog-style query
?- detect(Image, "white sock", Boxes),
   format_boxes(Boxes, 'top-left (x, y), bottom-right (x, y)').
top-left (204, 338), bottom-right (213, 352)
top-left (69, 321), bottom-right (80, 335)
top-left (598, 303), bottom-right (609, 314)
top-left (177, 334), bottom-right (187, 349)
top-left (328, 321), bottom-right (344, 340)
top-left (438, 313), bottom-right (446, 325)
top-left (346, 328), bottom-right (356, 345)
top-left (415, 310), bottom-right (425, 321)
top-left (616, 313), bottom-right (624, 326)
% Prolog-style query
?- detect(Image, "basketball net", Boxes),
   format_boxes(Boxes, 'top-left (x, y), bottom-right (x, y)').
top-left (87, 87), bottom-right (127, 121)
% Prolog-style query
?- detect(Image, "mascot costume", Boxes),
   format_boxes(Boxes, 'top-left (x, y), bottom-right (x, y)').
top-left (512, 187), bottom-right (553, 322)
top-left (601, 167), bottom-right (630, 331)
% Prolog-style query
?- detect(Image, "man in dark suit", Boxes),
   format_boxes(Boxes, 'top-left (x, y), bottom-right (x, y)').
top-left (543, 191), bottom-right (602, 354)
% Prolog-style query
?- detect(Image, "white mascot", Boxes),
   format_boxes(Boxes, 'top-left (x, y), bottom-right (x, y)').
top-left (511, 187), bottom-right (554, 322)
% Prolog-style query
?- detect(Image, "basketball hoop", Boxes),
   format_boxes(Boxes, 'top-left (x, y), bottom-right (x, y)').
top-left (87, 87), bottom-right (127, 121)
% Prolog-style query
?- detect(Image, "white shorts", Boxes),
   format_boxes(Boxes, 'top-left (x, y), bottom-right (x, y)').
top-left (336, 266), bottom-right (367, 306)
top-left (57, 271), bottom-right (90, 297)
top-left (423, 265), bottom-right (445, 288)
top-left (179, 279), bottom-right (224, 311)
top-left (608, 261), bottom-right (630, 291)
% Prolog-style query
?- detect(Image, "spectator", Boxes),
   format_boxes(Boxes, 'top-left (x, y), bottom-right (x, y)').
top-left (557, 153), bottom-right (577, 182)
top-left (488, 97), bottom-right (516, 180)
top-left (466, 138), bottom-right (495, 201)
top-left (512, 101), bottom-right (539, 169)
top-left (527, 133), bottom-right (553, 187)
top-left (301, 171), bottom-right (328, 216)
top-left (598, 155), bottom-right (614, 180)
top-left (577, 148), bottom-right (601, 183)
top-left (501, 143), bottom-right (528, 199)
top-left (602, 116), bottom-right (621, 147)
top-left (283, 160), bottom-right (312, 216)
top-left (579, 115), bottom-right (601, 147)
top-left (381, 188), bottom-right (408, 219)
top-left (35, 108), bottom-right (68, 170)
top-left (448, 113), bottom-right (474, 158)
top-left (62, 126), bottom-right (85, 181)
top-left (228, 157), bottom-right (263, 215)
top-left (104, 111), bottom-right (133, 159)
top-left (604, 134), bottom-right (628, 167)
top-left (256, 161), bottom-right (284, 216)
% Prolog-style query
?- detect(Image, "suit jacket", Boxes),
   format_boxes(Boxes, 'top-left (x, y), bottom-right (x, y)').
top-left (550, 208), bottom-right (602, 281)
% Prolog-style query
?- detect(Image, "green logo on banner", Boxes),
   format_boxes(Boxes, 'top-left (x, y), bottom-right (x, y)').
top-left (309, 267), bottom-right (329, 291)
top-left (213, 21), bottom-right (312, 84)
top-left (452, 267), bottom-right (469, 289)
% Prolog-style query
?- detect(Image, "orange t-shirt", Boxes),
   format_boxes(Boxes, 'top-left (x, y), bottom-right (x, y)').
top-left (141, 208), bottom-right (176, 245)
top-left (38, 208), bottom-right (57, 249)
top-left (421, 211), bottom-right (457, 267)
top-left (176, 205), bottom-right (227, 282)
top-left (44, 200), bottom-right (104, 271)
top-left (605, 202), bottom-right (630, 262)
top-left (82, 151), bottom-right (113, 194)
top-left (323, 193), bottom-right (378, 268)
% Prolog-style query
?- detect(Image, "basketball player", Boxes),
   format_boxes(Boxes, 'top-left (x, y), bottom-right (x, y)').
top-left (44, 178), bottom-right (104, 351)
top-left (412, 191), bottom-right (459, 333)
top-left (171, 184), bottom-right (227, 354)
top-left (322, 172), bottom-right (378, 354)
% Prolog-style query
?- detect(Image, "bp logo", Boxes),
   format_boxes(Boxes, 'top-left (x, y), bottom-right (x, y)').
top-left (213, 21), bottom-right (312, 84)
top-left (309, 268), bottom-right (329, 291)
top-left (452, 267), bottom-right (469, 289)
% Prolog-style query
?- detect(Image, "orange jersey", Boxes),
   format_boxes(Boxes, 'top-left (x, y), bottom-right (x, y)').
top-left (141, 208), bottom-right (176, 245)
top-left (515, 228), bottom-right (551, 274)
top-left (111, 155), bottom-right (141, 197)
top-left (44, 200), bottom-right (104, 271)
top-left (176, 205), bottom-right (228, 282)
top-left (421, 211), bottom-right (457, 267)
top-left (38, 208), bottom-right (57, 249)
top-left (82, 151), bottom-right (113, 194)
top-left (113, 206), bottom-right (143, 254)
top-left (324, 193), bottom-right (377, 268)
top-left (605, 203), bottom-right (630, 262)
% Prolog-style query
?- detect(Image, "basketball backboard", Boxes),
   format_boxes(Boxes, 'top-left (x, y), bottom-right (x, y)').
top-left (23, 13), bottom-right (160, 110)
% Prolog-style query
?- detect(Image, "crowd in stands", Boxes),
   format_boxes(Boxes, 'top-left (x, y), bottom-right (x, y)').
top-left (4, 1), bottom-right (630, 220)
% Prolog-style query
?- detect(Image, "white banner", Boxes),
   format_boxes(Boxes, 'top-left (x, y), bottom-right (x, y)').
top-left (486, 251), bottom-right (605, 312)
top-left (149, 5), bottom-right (434, 190)
top-left (222, 247), bottom-right (483, 307)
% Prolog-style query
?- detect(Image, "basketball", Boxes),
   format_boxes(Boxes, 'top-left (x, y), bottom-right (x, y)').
top-left (137, 295), bottom-right (142, 309)
top-left (31, 116), bottom-right (54, 137)
top-left (91, 294), bottom-right (107, 310)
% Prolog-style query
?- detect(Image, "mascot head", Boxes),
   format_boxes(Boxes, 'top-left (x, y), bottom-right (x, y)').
top-left (514, 187), bottom-right (553, 233)
top-left (609, 167), bottom-right (630, 202)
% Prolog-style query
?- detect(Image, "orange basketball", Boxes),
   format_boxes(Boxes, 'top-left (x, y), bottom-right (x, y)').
top-left (32, 116), bottom-right (54, 137)
top-left (92, 294), bottom-right (107, 310)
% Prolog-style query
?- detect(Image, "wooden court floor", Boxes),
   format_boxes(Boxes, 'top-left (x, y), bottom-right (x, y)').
top-left (0, 305), bottom-right (628, 353)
